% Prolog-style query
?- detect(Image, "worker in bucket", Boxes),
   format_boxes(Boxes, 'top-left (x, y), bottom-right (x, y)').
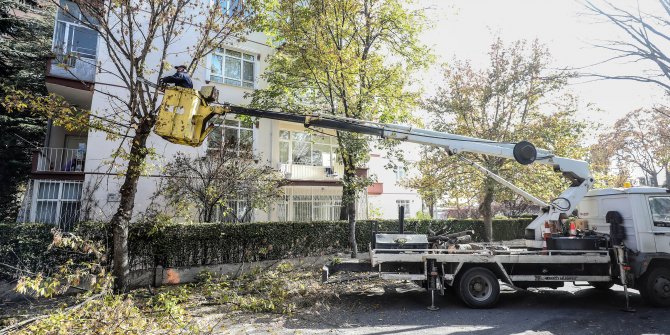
top-left (160, 64), bottom-right (193, 89)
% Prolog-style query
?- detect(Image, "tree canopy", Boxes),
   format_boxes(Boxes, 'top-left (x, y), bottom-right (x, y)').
top-left (161, 150), bottom-right (285, 223)
top-left (593, 108), bottom-right (670, 187)
top-left (251, 0), bottom-right (431, 256)
top-left (0, 0), bottom-right (52, 220)
top-left (422, 38), bottom-right (588, 240)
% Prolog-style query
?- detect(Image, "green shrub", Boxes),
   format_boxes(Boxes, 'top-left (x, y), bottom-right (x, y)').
top-left (0, 222), bottom-right (108, 281)
top-left (0, 218), bottom-right (532, 276)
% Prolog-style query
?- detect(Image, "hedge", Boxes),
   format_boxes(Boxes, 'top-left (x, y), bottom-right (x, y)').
top-left (0, 218), bottom-right (532, 279)
top-left (0, 223), bottom-right (97, 281)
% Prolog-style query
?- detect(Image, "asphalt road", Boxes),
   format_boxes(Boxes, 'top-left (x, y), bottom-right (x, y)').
top-left (220, 282), bottom-right (670, 335)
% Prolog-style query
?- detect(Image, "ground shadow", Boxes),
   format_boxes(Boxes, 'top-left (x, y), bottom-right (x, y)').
top-left (268, 283), bottom-right (670, 334)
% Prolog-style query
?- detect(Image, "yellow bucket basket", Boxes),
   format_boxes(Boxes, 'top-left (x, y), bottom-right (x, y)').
top-left (154, 87), bottom-right (216, 146)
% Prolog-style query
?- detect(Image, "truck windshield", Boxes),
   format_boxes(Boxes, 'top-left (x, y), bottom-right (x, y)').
top-left (650, 197), bottom-right (670, 227)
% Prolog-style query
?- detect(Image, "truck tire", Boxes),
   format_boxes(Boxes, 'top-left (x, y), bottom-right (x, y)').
top-left (588, 281), bottom-right (614, 290)
top-left (457, 267), bottom-right (500, 308)
top-left (640, 266), bottom-right (670, 307)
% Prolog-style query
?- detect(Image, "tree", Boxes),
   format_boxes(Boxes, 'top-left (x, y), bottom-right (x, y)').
top-left (0, 0), bottom-right (52, 219)
top-left (596, 109), bottom-right (670, 186)
top-left (251, 0), bottom-right (430, 257)
top-left (657, 107), bottom-right (670, 185)
top-left (586, 1), bottom-right (670, 186)
top-left (5, 0), bottom-right (253, 292)
top-left (162, 149), bottom-right (285, 223)
top-left (585, 0), bottom-right (670, 99)
top-left (425, 38), bottom-right (587, 241)
top-left (587, 135), bottom-right (631, 188)
top-left (402, 149), bottom-right (449, 218)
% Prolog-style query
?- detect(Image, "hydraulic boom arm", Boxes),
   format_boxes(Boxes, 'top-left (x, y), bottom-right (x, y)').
top-left (154, 87), bottom-right (594, 247)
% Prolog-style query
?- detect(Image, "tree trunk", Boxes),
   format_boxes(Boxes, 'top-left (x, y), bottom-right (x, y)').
top-left (650, 172), bottom-right (659, 187)
top-left (110, 120), bottom-right (153, 293)
top-left (339, 165), bottom-right (358, 258)
top-left (339, 198), bottom-right (348, 220)
top-left (478, 177), bottom-right (495, 242)
top-left (428, 202), bottom-right (434, 218)
top-left (348, 199), bottom-right (357, 258)
top-left (665, 165), bottom-right (670, 188)
top-left (203, 202), bottom-right (215, 222)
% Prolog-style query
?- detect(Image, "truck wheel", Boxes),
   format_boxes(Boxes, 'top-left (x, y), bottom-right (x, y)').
top-left (588, 281), bottom-right (614, 290)
top-left (457, 267), bottom-right (500, 308)
top-left (640, 266), bottom-right (670, 307)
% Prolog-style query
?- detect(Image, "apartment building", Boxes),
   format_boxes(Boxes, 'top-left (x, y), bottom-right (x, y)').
top-left (16, 0), bottom-right (95, 230)
top-left (18, 0), bottom-right (423, 228)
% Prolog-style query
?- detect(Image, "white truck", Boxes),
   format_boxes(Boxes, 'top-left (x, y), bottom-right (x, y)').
top-left (325, 186), bottom-right (670, 309)
top-left (153, 86), bottom-right (670, 309)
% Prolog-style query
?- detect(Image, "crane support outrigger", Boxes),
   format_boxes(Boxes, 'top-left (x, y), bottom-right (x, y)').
top-left (153, 86), bottom-right (670, 310)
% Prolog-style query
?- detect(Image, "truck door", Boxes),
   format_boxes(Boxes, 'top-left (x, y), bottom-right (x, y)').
top-left (649, 196), bottom-right (670, 254)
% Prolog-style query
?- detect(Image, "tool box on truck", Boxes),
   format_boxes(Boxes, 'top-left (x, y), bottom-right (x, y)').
top-left (375, 233), bottom-right (429, 252)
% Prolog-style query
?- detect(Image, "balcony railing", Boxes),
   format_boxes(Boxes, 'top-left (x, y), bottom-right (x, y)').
top-left (278, 163), bottom-right (344, 180)
top-left (368, 182), bottom-right (384, 195)
top-left (33, 147), bottom-right (86, 173)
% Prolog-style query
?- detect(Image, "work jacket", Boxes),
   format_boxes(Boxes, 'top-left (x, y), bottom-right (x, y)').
top-left (161, 71), bottom-right (193, 89)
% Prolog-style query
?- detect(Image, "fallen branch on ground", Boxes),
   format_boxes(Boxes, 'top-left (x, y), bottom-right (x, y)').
top-left (0, 292), bottom-right (104, 334)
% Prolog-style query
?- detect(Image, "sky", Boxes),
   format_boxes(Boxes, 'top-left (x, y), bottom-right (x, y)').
top-left (418, 0), bottom-right (667, 130)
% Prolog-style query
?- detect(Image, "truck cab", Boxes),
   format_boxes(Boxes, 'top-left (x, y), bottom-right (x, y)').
top-left (578, 186), bottom-right (670, 305)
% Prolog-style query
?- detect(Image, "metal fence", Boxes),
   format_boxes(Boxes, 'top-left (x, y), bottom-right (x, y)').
top-left (17, 179), bottom-right (84, 231)
top-left (276, 188), bottom-right (367, 222)
top-left (35, 147), bottom-right (86, 172)
top-left (278, 163), bottom-right (344, 180)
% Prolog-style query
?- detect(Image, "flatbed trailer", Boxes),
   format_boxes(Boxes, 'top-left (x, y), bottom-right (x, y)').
top-left (324, 244), bottom-right (617, 309)
top-left (372, 248), bottom-right (612, 284)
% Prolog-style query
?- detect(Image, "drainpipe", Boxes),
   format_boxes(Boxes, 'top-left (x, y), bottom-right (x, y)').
top-left (44, 119), bottom-right (53, 147)
top-left (399, 205), bottom-right (405, 234)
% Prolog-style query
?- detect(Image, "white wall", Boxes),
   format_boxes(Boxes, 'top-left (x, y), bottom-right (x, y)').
top-left (367, 142), bottom-right (423, 219)
top-left (82, 5), bottom-right (275, 221)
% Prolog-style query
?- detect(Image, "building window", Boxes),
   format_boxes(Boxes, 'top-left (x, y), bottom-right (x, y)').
top-left (214, 200), bottom-right (252, 223)
top-left (53, 0), bottom-right (98, 61)
top-left (207, 118), bottom-right (253, 154)
top-left (278, 194), bottom-right (342, 222)
top-left (210, 48), bottom-right (256, 88)
top-left (396, 199), bottom-right (410, 218)
top-left (218, 0), bottom-right (246, 16)
top-left (32, 180), bottom-right (83, 231)
top-left (394, 166), bottom-right (406, 181)
top-left (278, 130), bottom-right (338, 167)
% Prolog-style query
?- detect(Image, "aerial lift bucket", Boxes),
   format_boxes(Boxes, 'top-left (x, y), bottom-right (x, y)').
top-left (154, 87), bottom-right (218, 146)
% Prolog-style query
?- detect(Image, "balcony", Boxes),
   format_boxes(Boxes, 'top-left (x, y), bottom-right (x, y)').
top-left (368, 182), bottom-right (384, 195)
top-left (47, 1), bottom-right (98, 85)
top-left (45, 3), bottom-right (98, 109)
top-left (278, 163), bottom-right (344, 181)
top-left (32, 147), bottom-right (86, 175)
top-left (47, 52), bottom-right (96, 83)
